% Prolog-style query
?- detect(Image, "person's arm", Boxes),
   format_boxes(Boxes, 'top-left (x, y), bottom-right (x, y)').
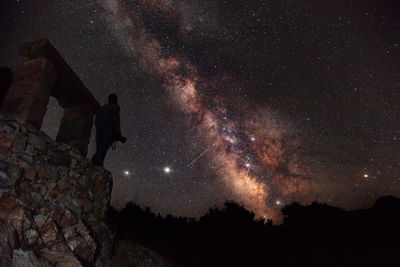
top-left (113, 104), bottom-right (126, 143)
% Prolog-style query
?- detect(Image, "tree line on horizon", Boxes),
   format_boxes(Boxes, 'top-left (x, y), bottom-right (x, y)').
top-left (106, 196), bottom-right (400, 267)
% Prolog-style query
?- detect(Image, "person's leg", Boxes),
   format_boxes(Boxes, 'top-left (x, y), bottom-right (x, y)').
top-left (96, 128), bottom-right (114, 166)
top-left (92, 127), bottom-right (105, 166)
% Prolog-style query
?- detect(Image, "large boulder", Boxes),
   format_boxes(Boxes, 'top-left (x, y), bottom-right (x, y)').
top-left (0, 118), bottom-right (113, 266)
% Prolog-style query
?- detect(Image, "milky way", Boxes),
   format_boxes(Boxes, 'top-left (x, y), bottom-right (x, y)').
top-left (1, 0), bottom-right (399, 221)
top-left (95, 0), bottom-right (316, 218)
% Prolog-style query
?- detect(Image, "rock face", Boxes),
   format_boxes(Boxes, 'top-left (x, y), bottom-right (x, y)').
top-left (0, 39), bottom-right (172, 267)
top-left (0, 118), bottom-right (113, 266)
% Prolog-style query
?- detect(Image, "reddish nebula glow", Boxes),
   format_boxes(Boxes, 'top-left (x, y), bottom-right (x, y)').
top-left (98, 0), bottom-right (311, 219)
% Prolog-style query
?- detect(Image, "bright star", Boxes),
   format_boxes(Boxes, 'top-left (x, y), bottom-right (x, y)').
top-left (245, 163), bottom-right (251, 168)
top-left (250, 136), bottom-right (256, 142)
top-left (275, 200), bottom-right (281, 205)
top-left (124, 170), bottom-right (130, 175)
top-left (363, 174), bottom-right (369, 178)
top-left (164, 167), bottom-right (171, 174)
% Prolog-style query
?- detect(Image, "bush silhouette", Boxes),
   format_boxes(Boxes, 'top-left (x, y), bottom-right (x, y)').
top-left (107, 196), bottom-right (400, 267)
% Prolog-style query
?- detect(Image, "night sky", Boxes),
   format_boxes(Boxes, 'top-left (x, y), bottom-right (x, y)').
top-left (1, 0), bottom-right (399, 220)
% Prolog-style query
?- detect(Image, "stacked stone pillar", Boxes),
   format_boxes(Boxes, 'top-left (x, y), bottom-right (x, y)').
top-left (0, 58), bottom-right (56, 130)
top-left (56, 104), bottom-right (95, 157)
top-left (0, 39), bottom-right (99, 157)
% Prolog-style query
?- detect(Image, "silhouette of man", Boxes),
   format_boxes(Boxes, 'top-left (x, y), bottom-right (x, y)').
top-left (0, 67), bottom-right (13, 106)
top-left (91, 93), bottom-right (126, 166)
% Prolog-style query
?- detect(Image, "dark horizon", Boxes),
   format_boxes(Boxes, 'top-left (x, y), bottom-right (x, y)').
top-left (107, 194), bottom-right (400, 266)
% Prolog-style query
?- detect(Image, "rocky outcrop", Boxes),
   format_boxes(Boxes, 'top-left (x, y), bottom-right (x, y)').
top-left (0, 118), bottom-right (113, 266)
top-left (0, 38), bottom-right (173, 267)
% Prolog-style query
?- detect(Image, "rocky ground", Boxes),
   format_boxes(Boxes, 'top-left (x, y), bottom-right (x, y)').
top-left (0, 117), bottom-right (171, 267)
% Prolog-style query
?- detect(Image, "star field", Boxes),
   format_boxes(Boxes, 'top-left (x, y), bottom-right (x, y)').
top-left (1, 0), bottom-right (399, 220)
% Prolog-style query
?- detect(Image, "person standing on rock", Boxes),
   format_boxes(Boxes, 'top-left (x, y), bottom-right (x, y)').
top-left (91, 93), bottom-right (126, 167)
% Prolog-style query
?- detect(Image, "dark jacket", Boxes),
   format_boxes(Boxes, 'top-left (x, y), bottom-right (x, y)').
top-left (95, 103), bottom-right (121, 134)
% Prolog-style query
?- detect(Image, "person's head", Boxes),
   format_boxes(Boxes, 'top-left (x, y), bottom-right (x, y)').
top-left (108, 93), bottom-right (118, 104)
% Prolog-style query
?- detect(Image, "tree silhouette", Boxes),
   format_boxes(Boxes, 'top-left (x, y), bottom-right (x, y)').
top-left (107, 196), bottom-right (400, 267)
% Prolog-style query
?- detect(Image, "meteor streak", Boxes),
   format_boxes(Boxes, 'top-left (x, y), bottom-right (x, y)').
top-left (187, 148), bottom-right (210, 167)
